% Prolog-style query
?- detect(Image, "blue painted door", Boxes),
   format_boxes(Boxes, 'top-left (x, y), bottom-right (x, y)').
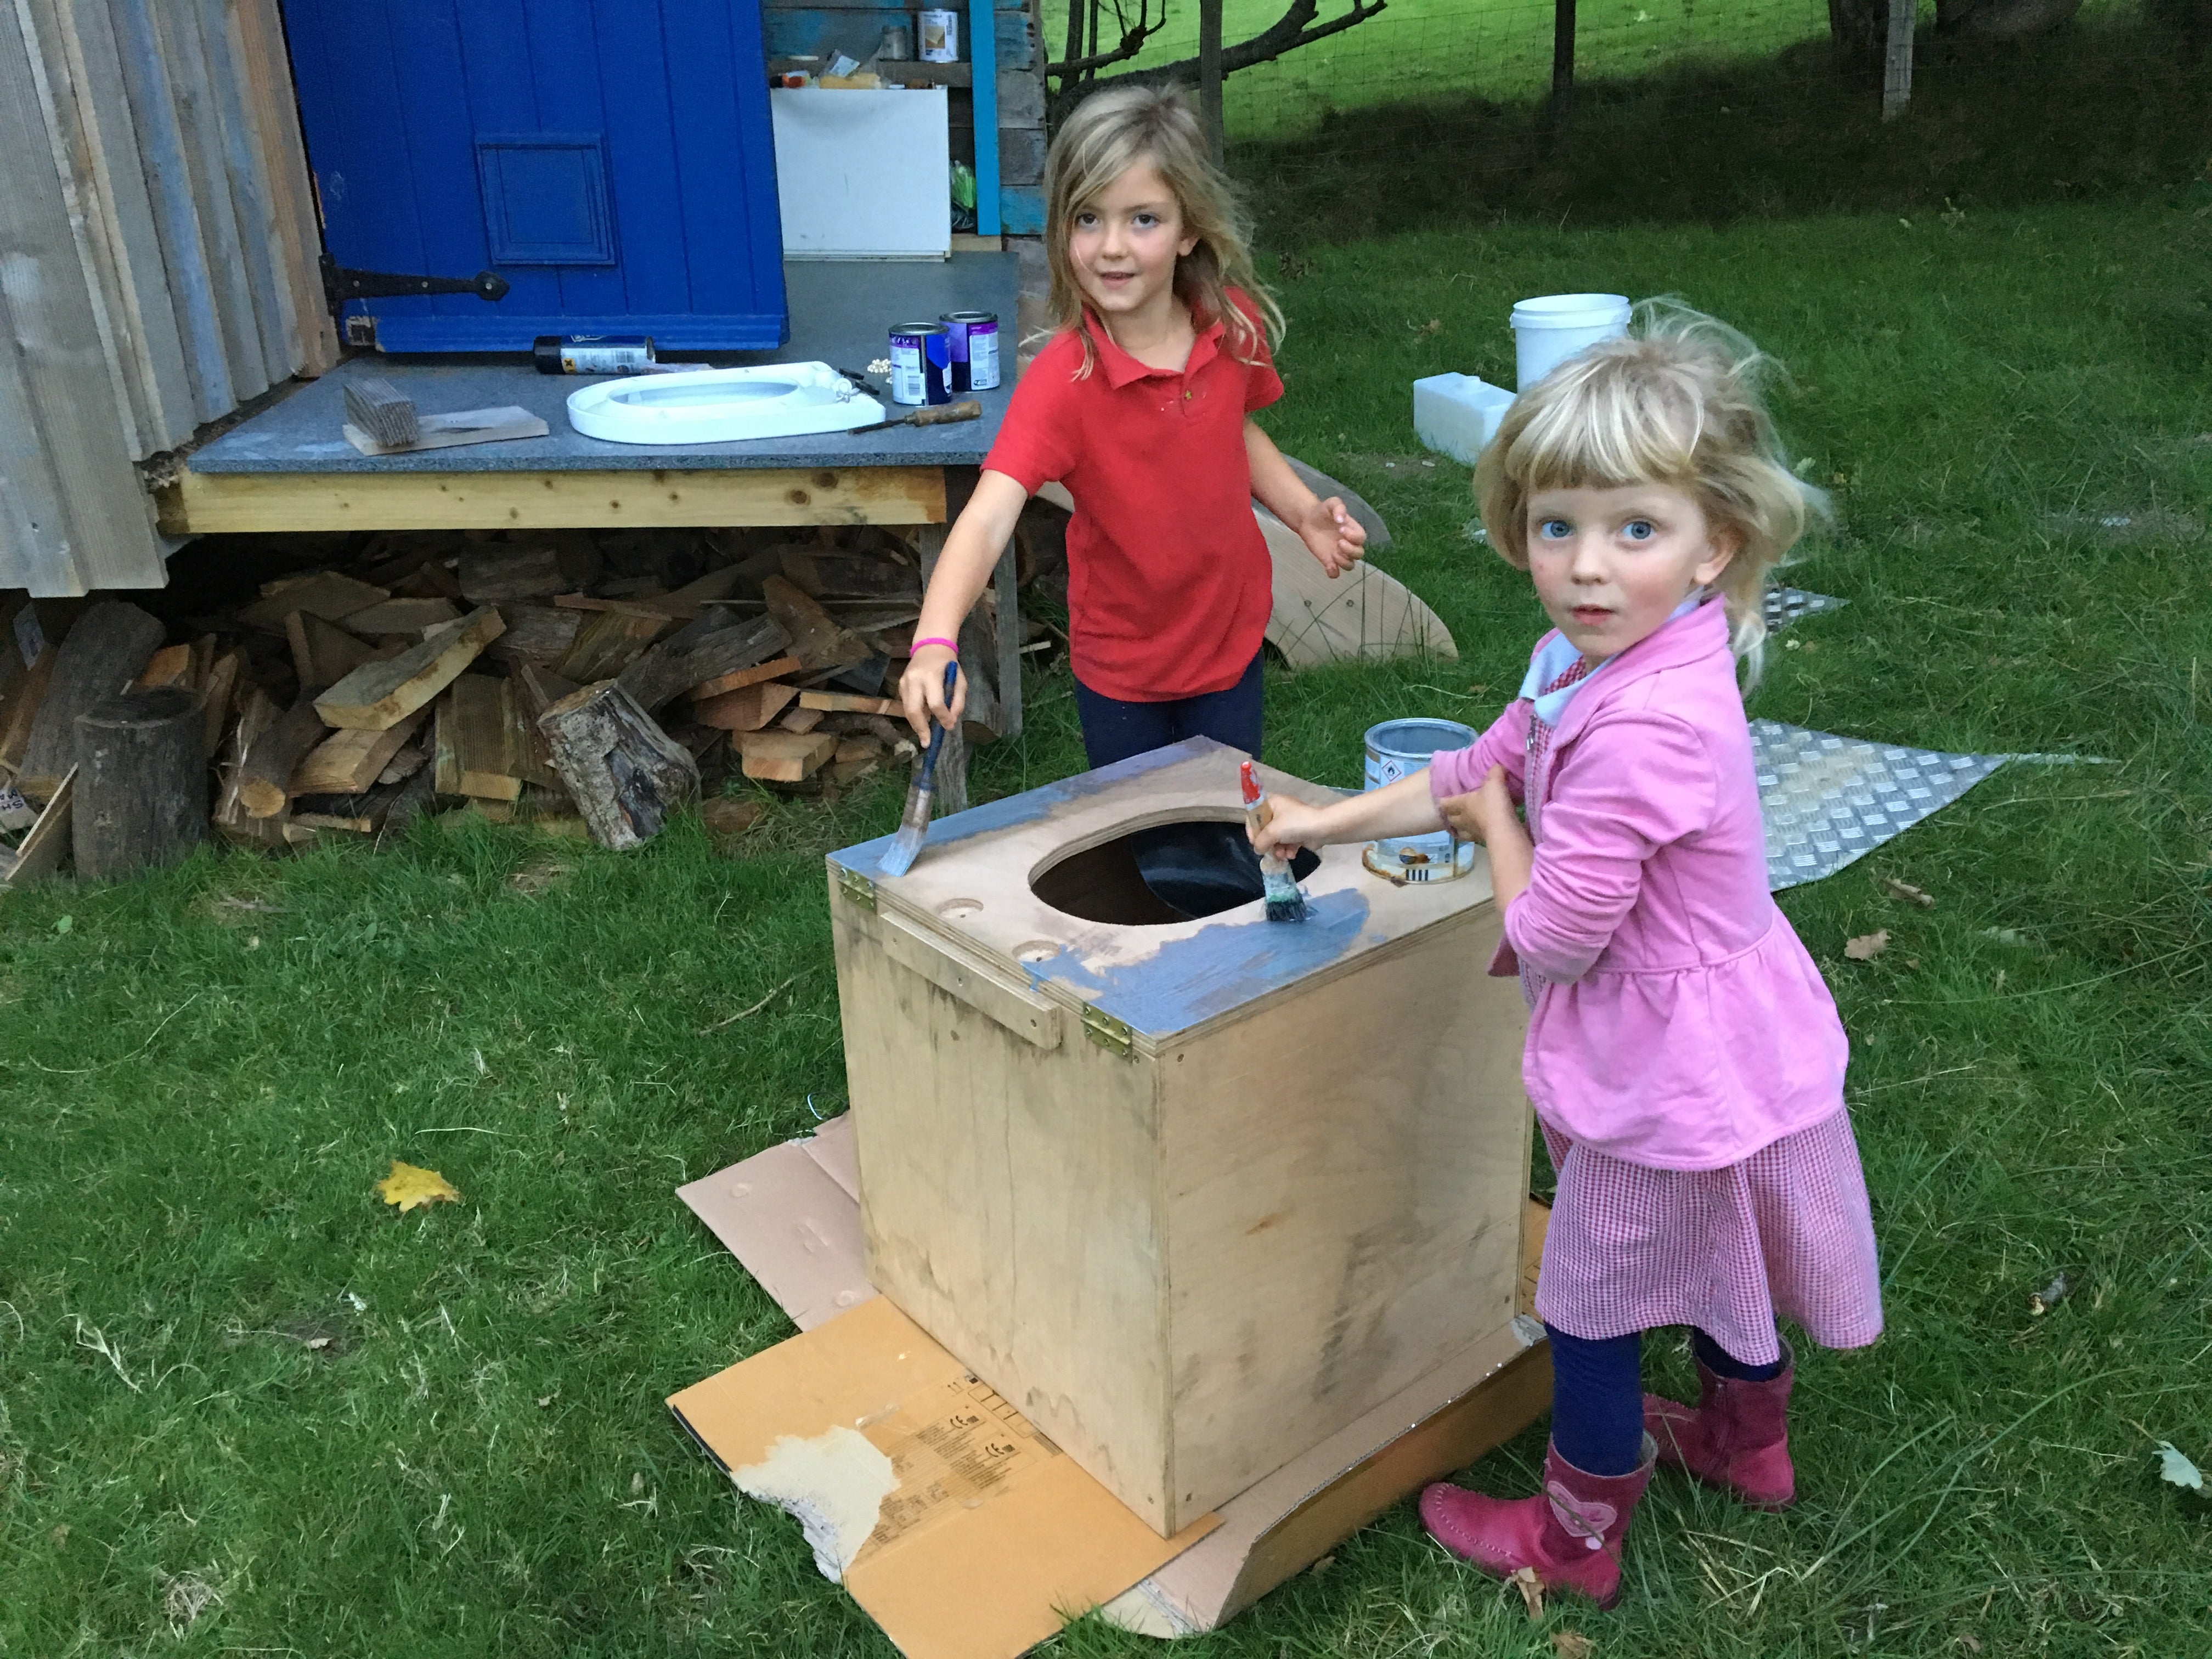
top-left (281, 0), bottom-right (787, 351)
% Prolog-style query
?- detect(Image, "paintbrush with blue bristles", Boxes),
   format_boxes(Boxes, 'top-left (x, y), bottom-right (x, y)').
top-left (1240, 760), bottom-right (1308, 923)
top-left (878, 660), bottom-right (960, 878)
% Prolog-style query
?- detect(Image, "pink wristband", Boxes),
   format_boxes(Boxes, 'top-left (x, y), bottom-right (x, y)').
top-left (911, 637), bottom-right (959, 656)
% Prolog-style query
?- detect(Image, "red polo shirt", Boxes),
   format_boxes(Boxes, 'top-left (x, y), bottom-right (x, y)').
top-left (983, 292), bottom-right (1283, 701)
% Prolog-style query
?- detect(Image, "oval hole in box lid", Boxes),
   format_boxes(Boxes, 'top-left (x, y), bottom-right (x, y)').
top-left (1030, 814), bottom-right (1319, 927)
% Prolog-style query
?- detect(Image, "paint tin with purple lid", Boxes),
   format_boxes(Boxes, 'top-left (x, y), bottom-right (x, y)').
top-left (889, 322), bottom-right (951, 406)
top-left (939, 311), bottom-right (1000, 393)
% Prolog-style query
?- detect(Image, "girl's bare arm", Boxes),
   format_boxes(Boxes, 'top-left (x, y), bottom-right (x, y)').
top-left (1244, 419), bottom-right (1365, 577)
top-left (897, 469), bottom-right (1030, 740)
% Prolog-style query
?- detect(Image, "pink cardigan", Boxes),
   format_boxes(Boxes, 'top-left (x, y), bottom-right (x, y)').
top-left (1430, 600), bottom-right (1849, 1170)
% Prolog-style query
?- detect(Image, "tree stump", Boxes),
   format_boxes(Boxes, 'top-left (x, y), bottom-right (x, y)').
top-left (537, 680), bottom-right (698, 850)
top-left (72, 689), bottom-right (207, 879)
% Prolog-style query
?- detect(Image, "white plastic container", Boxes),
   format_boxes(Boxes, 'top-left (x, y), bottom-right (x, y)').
top-left (567, 363), bottom-right (883, 444)
top-left (1509, 292), bottom-right (1631, 390)
top-left (1413, 373), bottom-right (1516, 466)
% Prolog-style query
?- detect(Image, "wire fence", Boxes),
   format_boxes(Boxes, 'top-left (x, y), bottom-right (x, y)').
top-left (1040, 0), bottom-right (2210, 219)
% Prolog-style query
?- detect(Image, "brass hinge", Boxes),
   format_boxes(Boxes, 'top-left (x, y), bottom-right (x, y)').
top-left (835, 865), bottom-right (876, 911)
top-left (1081, 1003), bottom-right (1134, 1058)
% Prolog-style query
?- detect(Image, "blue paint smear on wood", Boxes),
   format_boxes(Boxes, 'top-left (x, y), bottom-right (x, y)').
top-left (832, 740), bottom-right (1219, 878)
top-left (1023, 887), bottom-right (1376, 1036)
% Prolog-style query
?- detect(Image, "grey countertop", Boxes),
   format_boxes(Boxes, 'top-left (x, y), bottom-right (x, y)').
top-left (192, 255), bottom-right (1019, 475)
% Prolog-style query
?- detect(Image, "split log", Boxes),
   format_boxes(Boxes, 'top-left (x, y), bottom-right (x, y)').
top-left (762, 576), bottom-right (872, 670)
top-left (779, 549), bottom-right (922, 602)
top-left (551, 606), bottom-right (666, 681)
top-left (511, 664), bottom-right (578, 793)
top-left (291, 704), bottom-right (431, 796)
top-left (394, 560), bottom-right (464, 600)
top-left (439, 675), bottom-right (523, 801)
top-left (315, 607), bottom-right (505, 730)
top-left (459, 545), bottom-right (565, 605)
top-left (18, 601), bottom-right (165, 801)
top-left (72, 689), bottom-right (207, 878)
top-left (487, 605), bottom-right (583, 668)
top-left (286, 612), bottom-right (385, 694)
top-left (691, 654), bottom-right (800, 700)
top-left (343, 597), bottom-right (461, 636)
top-left (3, 765), bottom-right (75, 888)
top-left (134, 644), bottom-right (194, 689)
top-left (240, 697), bottom-right (335, 818)
top-left (616, 614), bottom-right (792, 714)
top-left (198, 651), bottom-right (245, 758)
top-left (693, 680), bottom-right (796, 731)
top-left (799, 689), bottom-right (900, 716)
top-left (236, 572), bottom-right (387, 630)
top-left (537, 681), bottom-right (698, 850)
top-left (215, 691), bottom-right (289, 849)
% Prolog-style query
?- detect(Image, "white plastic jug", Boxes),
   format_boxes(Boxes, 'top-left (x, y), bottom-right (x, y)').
top-left (1510, 293), bottom-right (1632, 390)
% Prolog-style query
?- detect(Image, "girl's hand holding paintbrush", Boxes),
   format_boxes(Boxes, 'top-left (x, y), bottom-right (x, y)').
top-left (1252, 765), bottom-right (1533, 906)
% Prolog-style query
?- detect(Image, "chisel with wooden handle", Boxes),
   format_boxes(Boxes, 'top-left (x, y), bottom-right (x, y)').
top-left (849, 399), bottom-right (983, 435)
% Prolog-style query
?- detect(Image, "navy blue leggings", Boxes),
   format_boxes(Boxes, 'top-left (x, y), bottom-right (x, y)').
top-left (1546, 1324), bottom-right (1785, 1476)
top-left (1072, 651), bottom-right (1265, 770)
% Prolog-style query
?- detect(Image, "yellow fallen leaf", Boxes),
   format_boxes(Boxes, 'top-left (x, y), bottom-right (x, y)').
top-left (1509, 1564), bottom-right (1545, 1620)
top-left (377, 1160), bottom-right (460, 1213)
top-left (1553, 1633), bottom-right (1595, 1659)
top-left (1844, 929), bottom-right (1891, 961)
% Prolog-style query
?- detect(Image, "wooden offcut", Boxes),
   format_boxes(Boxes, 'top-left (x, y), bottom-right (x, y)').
top-left (314, 606), bottom-right (505, 731)
top-left (537, 680), bottom-right (698, 850)
top-left (486, 605), bottom-right (582, 668)
top-left (690, 654), bottom-right (800, 701)
top-left (198, 649), bottom-right (244, 757)
top-left (235, 572), bottom-right (387, 630)
top-left (693, 680), bottom-right (795, 732)
top-left (290, 704), bottom-right (429, 797)
top-left (133, 644), bottom-right (194, 689)
top-left (342, 597), bottom-right (461, 636)
top-left (343, 376), bottom-right (417, 448)
top-left (760, 576), bottom-right (872, 671)
top-left (213, 690), bottom-right (287, 849)
top-left (156, 465), bottom-right (949, 536)
top-left (738, 729), bottom-right (836, 783)
top-left (440, 675), bottom-right (522, 802)
top-left (1260, 509), bottom-right (1457, 669)
top-left (238, 696), bottom-right (332, 817)
top-left (285, 611), bottom-right (386, 694)
top-left (2, 765), bottom-right (75, 888)
top-left (71, 687), bottom-right (206, 877)
top-left (551, 605), bottom-right (665, 682)
top-left (798, 689), bottom-right (900, 716)
top-left (459, 546), bottom-right (566, 606)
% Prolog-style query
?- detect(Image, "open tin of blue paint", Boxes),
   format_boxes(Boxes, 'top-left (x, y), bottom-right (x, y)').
top-left (1364, 718), bottom-right (1480, 882)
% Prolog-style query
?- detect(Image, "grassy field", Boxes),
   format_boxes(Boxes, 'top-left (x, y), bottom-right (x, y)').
top-left (5, 138), bottom-right (2212, 1659)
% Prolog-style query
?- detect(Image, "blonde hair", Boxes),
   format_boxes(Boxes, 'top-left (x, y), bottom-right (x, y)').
top-left (1041, 84), bottom-right (1283, 375)
top-left (1474, 300), bottom-right (1827, 678)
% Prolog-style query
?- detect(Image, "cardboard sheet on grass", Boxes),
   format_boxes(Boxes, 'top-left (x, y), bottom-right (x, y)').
top-left (676, 1118), bottom-right (1549, 1649)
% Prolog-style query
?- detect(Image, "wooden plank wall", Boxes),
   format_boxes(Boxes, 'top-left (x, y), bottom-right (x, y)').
top-left (0, 0), bottom-right (336, 597)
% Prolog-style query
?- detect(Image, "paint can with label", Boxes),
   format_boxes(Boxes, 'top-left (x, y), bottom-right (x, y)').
top-left (939, 311), bottom-right (1000, 393)
top-left (888, 322), bottom-right (951, 406)
top-left (534, 334), bottom-right (656, 375)
top-left (1362, 717), bottom-right (1480, 882)
top-left (918, 8), bottom-right (958, 61)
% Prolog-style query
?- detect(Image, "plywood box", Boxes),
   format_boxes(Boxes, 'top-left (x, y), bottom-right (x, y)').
top-left (827, 738), bottom-right (1530, 1536)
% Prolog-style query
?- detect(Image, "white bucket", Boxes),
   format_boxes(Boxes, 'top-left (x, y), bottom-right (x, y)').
top-left (1509, 293), bottom-right (1632, 391)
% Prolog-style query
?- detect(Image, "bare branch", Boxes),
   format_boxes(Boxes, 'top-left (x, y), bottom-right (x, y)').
top-left (1051, 0), bottom-right (1387, 113)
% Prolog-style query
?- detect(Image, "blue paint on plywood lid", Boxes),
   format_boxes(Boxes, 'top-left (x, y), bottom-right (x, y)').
top-left (1019, 887), bottom-right (1376, 1037)
top-left (830, 740), bottom-right (1218, 879)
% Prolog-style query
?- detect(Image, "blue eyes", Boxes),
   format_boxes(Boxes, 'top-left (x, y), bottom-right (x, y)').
top-left (1535, 517), bottom-right (1660, 542)
top-left (1623, 519), bottom-right (1656, 541)
top-left (1537, 518), bottom-right (1573, 540)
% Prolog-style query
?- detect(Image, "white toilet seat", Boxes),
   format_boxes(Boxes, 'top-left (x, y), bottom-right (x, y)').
top-left (567, 362), bottom-right (884, 444)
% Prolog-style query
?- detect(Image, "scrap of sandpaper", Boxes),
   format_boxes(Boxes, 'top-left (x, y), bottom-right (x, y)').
top-left (1764, 586), bottom-right (1847, 631)
top-left (668, 1295), bottom-right (1217, 1659)
top-left (1753, 720), bottom-right (2005, 890)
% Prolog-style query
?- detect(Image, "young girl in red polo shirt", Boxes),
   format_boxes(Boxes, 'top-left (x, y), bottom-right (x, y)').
top-left (898, 84), bottom-right (1365, 765)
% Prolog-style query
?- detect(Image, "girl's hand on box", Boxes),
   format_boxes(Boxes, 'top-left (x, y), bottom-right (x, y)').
top-left (1300, 497), bottom-right (1367, 578)
top-left (898, 645), bottom-right (966, 744)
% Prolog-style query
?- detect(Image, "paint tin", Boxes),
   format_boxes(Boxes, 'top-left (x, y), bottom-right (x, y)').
top-left (939, 311), bottom-right (1000, 393)
top-left (1363, 717), bottom-right (1480, 881)
top-left (534, 334), bottom-right (656, 375)
top-left (918, 8), bottom-right (957, 61)
top-left (889, 322), bottom-right (951, 406)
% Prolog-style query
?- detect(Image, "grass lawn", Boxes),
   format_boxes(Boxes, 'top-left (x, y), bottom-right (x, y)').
top-left (5, 172), bottom-right (2212, 1659)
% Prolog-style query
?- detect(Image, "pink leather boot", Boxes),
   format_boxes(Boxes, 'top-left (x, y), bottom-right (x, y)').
top-left (1418, 1437), bottom-right (1656, 1610)
top-left (1643, 1344), bottom-right (1796, 1510)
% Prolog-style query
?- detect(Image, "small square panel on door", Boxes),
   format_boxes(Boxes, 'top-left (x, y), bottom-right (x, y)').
top-left (475, 134), bottom-right (616, 265)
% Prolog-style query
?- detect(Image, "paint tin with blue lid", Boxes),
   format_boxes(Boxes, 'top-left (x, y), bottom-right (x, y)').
top-left (939, 311), bottom-right (1000, 393)
top-left (1363, 717), bottom-right (1480, 881)
top-left (889, 322), bottom-right (951, 407)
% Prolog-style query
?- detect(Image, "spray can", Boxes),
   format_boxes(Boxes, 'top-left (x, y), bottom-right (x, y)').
top-left (939, 311), bottom-right (1000, 393)
top-left (888, 322), bottom-right (951, 407)
top-left (534, 334), bottom-right (656, 375)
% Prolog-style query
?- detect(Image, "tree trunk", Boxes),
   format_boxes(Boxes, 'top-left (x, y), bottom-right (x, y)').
top-left (1199, 0), bottom-right (1224, 161)
top-left (537, 680), bottom-right (698, 850)
top-left (72, 688), bottom-right (207, 879)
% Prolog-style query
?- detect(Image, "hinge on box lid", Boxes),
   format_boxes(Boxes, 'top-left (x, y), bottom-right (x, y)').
top-left (836, 865), bottom-right (876, 911)
top-left (1081, 1003), bottom-right (1134, 1058)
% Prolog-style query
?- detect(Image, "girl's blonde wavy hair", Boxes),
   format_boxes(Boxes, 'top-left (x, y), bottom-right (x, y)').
top-left (1474, 301), bottom-right (1828, 680)
top-left (1041, 84), bottom-right (1283, 376)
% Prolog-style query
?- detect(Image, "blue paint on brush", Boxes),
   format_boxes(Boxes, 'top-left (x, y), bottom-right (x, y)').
top-left (1025, 887), bottom-right (1375, 1036)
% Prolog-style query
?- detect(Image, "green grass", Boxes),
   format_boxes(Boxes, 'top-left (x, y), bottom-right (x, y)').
top-left (6, 186), bottom-right (2212, 1659)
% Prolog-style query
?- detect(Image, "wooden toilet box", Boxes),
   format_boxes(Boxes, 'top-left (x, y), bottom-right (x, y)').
top-left (826, 740), bottom-right (1530, 1536)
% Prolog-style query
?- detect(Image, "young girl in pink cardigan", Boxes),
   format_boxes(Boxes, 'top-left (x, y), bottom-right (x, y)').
top-left (1255, 309), bottom-right (1882, 1610)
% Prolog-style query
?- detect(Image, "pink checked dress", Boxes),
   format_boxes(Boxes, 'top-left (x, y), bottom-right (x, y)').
top-left (1431, 600), bottom-right (1882, 1365)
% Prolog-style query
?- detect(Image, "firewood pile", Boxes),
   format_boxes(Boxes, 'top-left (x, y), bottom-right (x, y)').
top-left (0, 516), bottom-right (1065, 885)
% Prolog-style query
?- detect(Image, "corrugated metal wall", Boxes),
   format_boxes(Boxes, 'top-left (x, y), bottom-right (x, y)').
top-left (0, 0), bottom-right (334, 597)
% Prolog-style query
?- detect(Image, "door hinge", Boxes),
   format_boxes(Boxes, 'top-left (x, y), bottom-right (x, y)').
top-left (835, 865), bottom-right (877, 912)
top-left (322, 253), bottom-right (510, 318)
top-left (1081, 1003), bottom-right (1135, 1058)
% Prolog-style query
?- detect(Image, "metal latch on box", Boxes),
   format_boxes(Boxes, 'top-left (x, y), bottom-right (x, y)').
top-left (836, 866), bottom-right (877, 912)
top-left (1081, 1003), bottom-right (1134, 1058)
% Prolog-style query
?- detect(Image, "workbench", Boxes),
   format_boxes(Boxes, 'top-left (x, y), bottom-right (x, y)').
top-left (162, 253), bottom-right (1021, 537)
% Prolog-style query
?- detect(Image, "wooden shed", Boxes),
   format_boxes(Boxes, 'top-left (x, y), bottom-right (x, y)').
top-left (0, 0), bottom-right (334, 597)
